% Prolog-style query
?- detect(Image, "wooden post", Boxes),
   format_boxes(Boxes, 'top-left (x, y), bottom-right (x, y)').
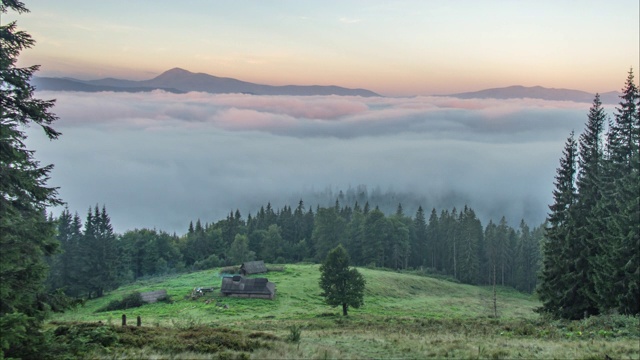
top-left (137, 315), bottom-right (141, 327)
top-left (122, 314), bottom-right (127, 326)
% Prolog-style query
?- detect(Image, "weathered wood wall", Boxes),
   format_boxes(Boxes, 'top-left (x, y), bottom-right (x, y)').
top-left (225, 293), bottom-right (275, 300)
top-left (140, 289), bottom-right (167, 303)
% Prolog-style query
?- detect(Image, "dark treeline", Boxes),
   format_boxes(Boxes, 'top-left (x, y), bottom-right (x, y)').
top-left (537, 70), bottom-right (639, 319)
top-left (47, 199), bottom-right (544, 300)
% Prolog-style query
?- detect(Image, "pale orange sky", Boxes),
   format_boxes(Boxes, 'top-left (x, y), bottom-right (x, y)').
top-left (5, 0), bottom-right (639, 95)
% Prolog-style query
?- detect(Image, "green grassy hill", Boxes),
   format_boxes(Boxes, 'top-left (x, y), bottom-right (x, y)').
top-left (47, 265), bottom-right (639, 359)
top-left (50, 264), bottom-right (537, 324)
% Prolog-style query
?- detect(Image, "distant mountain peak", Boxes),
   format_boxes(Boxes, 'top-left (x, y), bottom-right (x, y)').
top-left (445, 85), bottom-right (620, 104)
top-left (32, 68), bottom-right (380, 97)
top-left (163, 67), bottom-right (192, 75)
top-left (153, 67), bottom-right (199, 81)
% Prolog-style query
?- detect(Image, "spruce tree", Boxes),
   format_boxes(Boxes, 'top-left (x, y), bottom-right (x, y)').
top-left (293, 200), bottom-right (306, 242)
top-left (610, 69), bottom-right (639, 315)
top-left (312, 207), bottom-right (346, 262)
top-left (426, 208), bottom-right (439, 269)
top-left (483, 220), bottom-right (498, 285)
top-left (496, 217), bottom-right (509, 286)
top-left (0, 1), bottom-right (62, 356)
top-left (387, 214), bottom-right (410, 269)
top-left (411, 206), bottom-right (427, 268)
top-left (46, 209), bottom-right (73, 292)
top-left (538, 133), bottom-right (580, 318)
top-left (66, 212), bottom-right (84, 296)
top-left (457, 206), bottom-right (481, 284)
top-left (303, 207), bottom-right (315, 258)
top-left (608, 69), bottom-right (639, 171)
top-left (443, 208), bottom-right (459, 277)
top-left (514, 220), bottom-right (538, 293)
top-left (592, 70), bottom-right (639, 315)
top-left (540, 72), bottom-right (639, 317)
top-left (79, 206), bottom-right (119, 298)
top-left (345, 207), bottom-right (365, 265)
top-left (362, 209), bottom-right (387, 266)
top-left (572, 94), bottom-right (607, 314)
top-left (46, 209), bottom-right (84, 297)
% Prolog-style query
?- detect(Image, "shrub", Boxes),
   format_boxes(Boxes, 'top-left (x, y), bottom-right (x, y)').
top-left (171, 315), bottom-right (202, 330)
top-left (287, 324), bottom-right (302, 343)
top-left (248, 332), bottom-right (279, 341)
top-left (97, 292), bottom-right (145, 312)
top-left (1, 313), bottom-right (52, 359)
top-left (513, 322), bottom-right (536, 336)
top-left (220, 266), bottom-right (239, 274)
top-left (193, 254), bottom-right (222, 270)
top-left (49, 323), bottom-right (119, 357)
top-left (266, 265), bottom-right (285, 272)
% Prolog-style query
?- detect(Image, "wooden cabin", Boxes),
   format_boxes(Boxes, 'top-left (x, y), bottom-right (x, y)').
top-left (240, 260), bottom-right (268, 276)
top-left (220, 275), bottom-right (276, 300)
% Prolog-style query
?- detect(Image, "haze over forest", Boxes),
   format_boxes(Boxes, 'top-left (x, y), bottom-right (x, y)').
top-left (13, 0), bottom-right (638, 234)
top-left (26, 85), bottom-right (609, 233)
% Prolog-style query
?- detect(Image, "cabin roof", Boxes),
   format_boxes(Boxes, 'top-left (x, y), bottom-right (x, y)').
top-left (220, 276), bottom-right (275, 295)
top-left (240, 260), bottom-right (268, 275)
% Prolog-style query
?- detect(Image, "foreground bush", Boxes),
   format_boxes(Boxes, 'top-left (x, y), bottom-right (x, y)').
top-left (45, 322), bottom-right (276, 358)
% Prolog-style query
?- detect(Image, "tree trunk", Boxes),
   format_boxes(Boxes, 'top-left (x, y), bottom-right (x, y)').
top-left (342, 303), bottom-right (348, 316)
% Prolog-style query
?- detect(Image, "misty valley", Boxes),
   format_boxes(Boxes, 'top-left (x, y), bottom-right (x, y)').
top-left (2, 1), bottom-right (639, 357)
top-left (5, 70), bottom-right (637, 359)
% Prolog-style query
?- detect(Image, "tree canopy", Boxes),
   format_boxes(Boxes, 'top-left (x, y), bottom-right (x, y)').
top-left (1, 0), bottom-right (62, 357)
top-left (538, 70), bottom-right (639, 319)
top-left (319, 245), bottom-right (365, 316)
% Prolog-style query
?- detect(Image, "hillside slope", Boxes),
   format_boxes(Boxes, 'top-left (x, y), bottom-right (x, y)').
top-left (50, 264), bottom-right (538, 324)
top-left (47, 265), bottom-right (639, 359)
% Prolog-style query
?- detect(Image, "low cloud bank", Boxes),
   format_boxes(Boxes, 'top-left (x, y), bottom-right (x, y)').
top-left (26, 91), bottom-right (597, 233)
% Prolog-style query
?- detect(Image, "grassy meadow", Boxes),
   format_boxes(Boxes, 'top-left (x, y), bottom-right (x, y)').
top-left (47, 264), bottom-right (640, 359)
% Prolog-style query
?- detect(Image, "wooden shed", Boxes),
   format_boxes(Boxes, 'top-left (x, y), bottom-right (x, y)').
top-left (220, 275), bottom-right (276, 300)
top-left (140, 289), bottom-right (167, 303)
top-left (240, 260), bottom-right (268, 275)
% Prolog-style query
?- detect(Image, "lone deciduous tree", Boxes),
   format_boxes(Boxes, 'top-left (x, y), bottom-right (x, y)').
top-left (319, 245), bottom-right (365, 316)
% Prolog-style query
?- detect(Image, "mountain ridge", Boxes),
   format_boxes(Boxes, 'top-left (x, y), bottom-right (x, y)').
top-left (444, 85), bottom-right (620, 104)
top-left (32, 68), bottom-right (621, 103)
top-left (33, 67), bottom-right (380, 97)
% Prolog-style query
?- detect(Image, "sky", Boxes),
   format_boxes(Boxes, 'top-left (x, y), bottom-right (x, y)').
top-left (5, 0), bottom-right (639, 96)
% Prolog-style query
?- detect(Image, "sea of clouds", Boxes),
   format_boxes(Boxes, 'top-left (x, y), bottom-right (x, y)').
top-left (25, 90), bottom-right (600, 234)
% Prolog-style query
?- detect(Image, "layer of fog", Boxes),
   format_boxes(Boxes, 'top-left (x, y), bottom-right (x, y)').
top-left (25, 91), bottom-right (599, 234)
